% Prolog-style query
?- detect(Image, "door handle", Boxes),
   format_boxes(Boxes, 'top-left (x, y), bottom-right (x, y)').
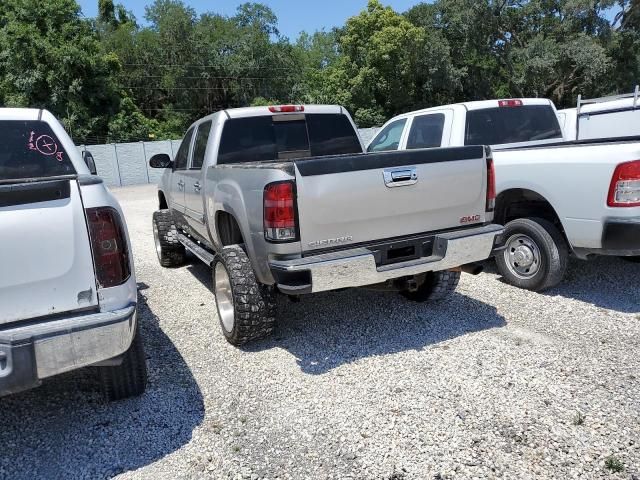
top-left (193, 182), bottom-right (201, 192)
top-left (177, 180), bottom-right (185, 190)
top-left (383, 166), bottom-right (418, 188)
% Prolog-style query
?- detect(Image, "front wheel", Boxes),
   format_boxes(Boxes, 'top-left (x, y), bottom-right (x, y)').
top-left (495, 217), bottom-right (568, 291)
top-left (152, 210), bottom-right (185, 268)
top-left (213, 245), bottom-right (276, 346)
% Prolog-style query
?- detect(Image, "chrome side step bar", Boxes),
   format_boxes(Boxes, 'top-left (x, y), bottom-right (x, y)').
top-left (177, 233), bottom-right (216, 266)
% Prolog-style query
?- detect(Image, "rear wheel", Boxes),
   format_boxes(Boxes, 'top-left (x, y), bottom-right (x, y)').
top-left (153, 210), bottom-right (185, 268)
top-left (213, 245), bottom-right (276, 346)
top-left (400, 270), bottom-right (461, 302)
top-left (495, 217), bottom-right (568, 291)
top-left (622, 256), bottom-right (640, 263)
top-left (98, 329), bottom-right (148, 402)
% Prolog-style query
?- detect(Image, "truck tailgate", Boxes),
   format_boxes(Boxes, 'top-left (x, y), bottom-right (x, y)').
top-left (0, 178), bottom-right (98, 324)
top-left (294, 146), bottom-right (489, 252)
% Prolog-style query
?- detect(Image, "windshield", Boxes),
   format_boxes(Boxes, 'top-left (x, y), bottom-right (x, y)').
top-left (465, 105), bottom-right (563, 146)
top-left (217, 113), bottom-right (362, 164)
top-left (0, 121), bottom-right (75, 181)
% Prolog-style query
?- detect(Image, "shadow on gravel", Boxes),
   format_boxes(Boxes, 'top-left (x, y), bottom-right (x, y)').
top-left (546, 257), bottom-right (640, 313)
top-left (185, 256), bottom-right (507, 374)
top-left (246, 289), bottom-right (506, 375)
top-left (0, 292), bottom-right (204, 480)
top-left (186, 259), bottom-right (214, 293)
top-left (485, 256), bottom-right (640, 313)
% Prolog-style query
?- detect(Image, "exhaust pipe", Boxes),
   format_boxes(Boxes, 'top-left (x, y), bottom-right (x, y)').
top-left (452, 263), bottom-right (484, 275)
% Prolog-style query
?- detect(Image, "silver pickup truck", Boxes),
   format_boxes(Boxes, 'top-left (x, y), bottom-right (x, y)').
top-left (149, 105), bottom-right (503, 345)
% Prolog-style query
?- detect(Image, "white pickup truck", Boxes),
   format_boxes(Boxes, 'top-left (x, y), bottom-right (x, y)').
top-left (0, 108), bottom-right (146, 401)
top-left (369, 99), bottom-right (640, 291)
top-left (558, 86), bottom-right (640, 140)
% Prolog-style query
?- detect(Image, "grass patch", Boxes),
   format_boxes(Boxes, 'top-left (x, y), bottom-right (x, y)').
top-left (573, 411), bottom-right (585, 426)
top-left (604, 456), bottom-right (624, 473)
top-left (231, 445), bottom-right (241, 453)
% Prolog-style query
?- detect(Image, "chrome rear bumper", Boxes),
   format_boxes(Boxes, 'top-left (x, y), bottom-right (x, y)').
top-left (0, 304), bottom-right (136, 396)
top-left (270, 224), bottom-right (503, 294)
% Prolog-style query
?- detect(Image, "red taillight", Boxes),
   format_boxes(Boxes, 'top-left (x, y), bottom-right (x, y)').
top-left (486, 156), bottom-right (496, 212)
top-left (264, 181), bottom-right (297, 242)
top-left (86, 207), bottom-right (131, 288)
top-left (608, 160), bottom-right (640, 207)
top-left (268, 105), bottom-right (304, 113)
top-left (498, 99), bottom-right (523, 108)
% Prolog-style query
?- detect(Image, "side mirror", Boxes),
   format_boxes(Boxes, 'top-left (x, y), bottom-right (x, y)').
top-left (83, 151), bottom-right (97, 175)
top-left (149, 153), bottom-right (172, 169)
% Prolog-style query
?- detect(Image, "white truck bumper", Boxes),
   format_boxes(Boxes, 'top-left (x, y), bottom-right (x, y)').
top-left (0, 304), bottom-right (137, 396)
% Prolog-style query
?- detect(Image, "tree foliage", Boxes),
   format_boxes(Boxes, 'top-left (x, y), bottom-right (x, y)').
top-left (0, 0), bottom-right (637, 141)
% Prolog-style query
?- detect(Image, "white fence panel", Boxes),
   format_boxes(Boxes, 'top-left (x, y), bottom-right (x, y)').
top-left (79, 129), bottom-right (378, 187)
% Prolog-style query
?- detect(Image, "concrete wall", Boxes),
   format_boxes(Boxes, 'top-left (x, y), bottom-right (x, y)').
top-left (79, 129), bottom-right (379, 187)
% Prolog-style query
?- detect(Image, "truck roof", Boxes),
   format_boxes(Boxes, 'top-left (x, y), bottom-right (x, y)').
top-left (0, 108), bottom-right (42, 121)
top-left (224, 104), bottom-right (345, 118)
top-left (390, 99), bottom-right (555, 120)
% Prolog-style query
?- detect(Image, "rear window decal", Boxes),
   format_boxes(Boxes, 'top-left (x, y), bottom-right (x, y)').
top-left (28, 131), bottom-right (64, 162)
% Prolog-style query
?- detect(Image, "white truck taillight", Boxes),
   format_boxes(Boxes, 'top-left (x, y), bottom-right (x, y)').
top-left (608, 160), bottom-right (640, 207)
top-left (264, 181), bottom-right (298, 242)
top-left (86, 207), bottom-right (131, 287)
top-left (486, 156), bottom-right (496, 212)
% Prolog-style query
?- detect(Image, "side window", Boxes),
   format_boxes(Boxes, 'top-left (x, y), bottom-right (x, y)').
top-left (406, 113), bottom-right (445, 149)
top-left (191, 121), bottom-right (212, 170)
top-left (174, 127), bottom-right (194, 170)
top-left (367, 119), bottom-right (407, 152)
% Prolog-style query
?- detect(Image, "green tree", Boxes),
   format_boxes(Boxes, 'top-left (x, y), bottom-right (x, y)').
top-left (329, 0), bottom-right (460, 126)
top-left (0, 0), bottom-right (120, 140)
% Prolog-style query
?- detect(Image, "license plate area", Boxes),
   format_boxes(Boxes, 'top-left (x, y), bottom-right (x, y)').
top-left (369, 235), bottom-right (435, 267)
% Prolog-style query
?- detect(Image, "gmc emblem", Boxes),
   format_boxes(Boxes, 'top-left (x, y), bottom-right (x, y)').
top-left (460, 215), bottom-right (481, 224)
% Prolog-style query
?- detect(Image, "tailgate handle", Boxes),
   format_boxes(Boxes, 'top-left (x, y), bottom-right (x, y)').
top-left (383, 167), bottom-right (418, 188)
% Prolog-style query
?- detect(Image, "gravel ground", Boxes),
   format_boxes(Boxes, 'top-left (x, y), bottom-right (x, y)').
top-left (1, 184), bottom-right (639, 480)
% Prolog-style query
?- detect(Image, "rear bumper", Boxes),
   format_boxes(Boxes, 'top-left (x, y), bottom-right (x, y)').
top-left (0, 304), bottom-right (136, 397)
top-left (601, 218), bottom-right (640, 253)
top-left (270, 224), bottom-right (503, 294)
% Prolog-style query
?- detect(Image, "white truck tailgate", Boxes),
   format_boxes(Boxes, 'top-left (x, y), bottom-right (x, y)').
top-left (0, 179), bottom-right (98, 324)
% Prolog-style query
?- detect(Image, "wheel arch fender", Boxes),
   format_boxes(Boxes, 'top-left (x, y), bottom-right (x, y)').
top-left (494, 186), bottom-right (571, 248)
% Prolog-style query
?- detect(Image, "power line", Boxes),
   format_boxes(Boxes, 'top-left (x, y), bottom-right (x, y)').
top-left (122, 85), bottom-right (273, 90)
top-left (121, 63), bottom-right (319, 71)
top-left (117, 74), bottom-right (286, 80)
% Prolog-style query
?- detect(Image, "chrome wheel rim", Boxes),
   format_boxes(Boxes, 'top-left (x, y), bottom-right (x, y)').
top-left (153, 221), bottom-right (162, 260)
top-left (503, 234), bottom-right (542, 279)
top-left (215, 262), bottom-right (235, 332)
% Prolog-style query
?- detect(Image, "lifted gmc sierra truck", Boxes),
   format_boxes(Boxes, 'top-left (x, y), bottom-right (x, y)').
top-left (150, 105), bottom-right (503, 346)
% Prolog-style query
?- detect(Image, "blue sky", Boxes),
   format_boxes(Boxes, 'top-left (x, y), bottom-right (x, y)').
top-left (77, 0), bottom-right (421, 39)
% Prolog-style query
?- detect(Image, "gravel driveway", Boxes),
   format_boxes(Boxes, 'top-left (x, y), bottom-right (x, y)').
top-left (1, 184), bottom-right (638, 480)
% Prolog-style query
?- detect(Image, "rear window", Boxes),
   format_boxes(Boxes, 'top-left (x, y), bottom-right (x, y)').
top-left (217, 113), bottom-right (361, 164)
top-left (0, 121), bottom-right (75, 181)
top-left (465, 105), bottom-right (563, 146)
